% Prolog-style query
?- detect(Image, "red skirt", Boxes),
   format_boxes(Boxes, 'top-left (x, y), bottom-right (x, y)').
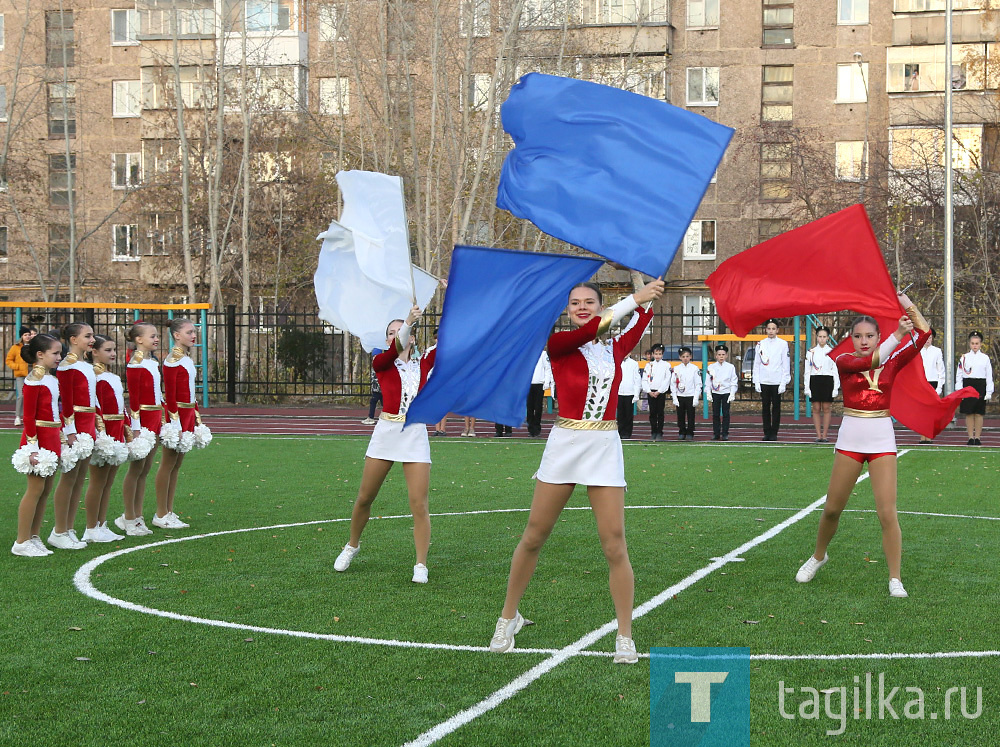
top-left (74, 412), bottom-right (98, 438)
top-left (178, 407), bottom-right (197, 432)
top-left (21, 425), bottom-right (62, 456)
top-left (103, 419), bottom-right (126, 442)
top-left (139, 408), bottom-right (164, 435)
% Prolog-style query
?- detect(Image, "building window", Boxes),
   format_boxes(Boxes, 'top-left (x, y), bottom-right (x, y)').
top-left (111, 9), bottom-right (139, 44)
top-left (245, 0), bottom-right (295, 32)
top-left (318, 77), bottom-right (349, 115)
top-left (48, 225), bottom-right (71, 275)
top-left (49, 154), bottom-right (76, 206)
top-left (761, 66), bottom-right (792, 123)
top-left (113, 224), bottom-right (140, 261)
top-left (460, 0), bottom-right (490, 37)
top-left (519, 0), bottom-right (571, 28)
top-left (687, 0), bottom-right (719, 27)
top-left (757, 218), bottom-right (788, 243)
top-left (0, 85), bottom-right (6, 122)
top-left (683, 294), bottom-right (715, 336)
top-left (760, 143), bottom-right (792, 200)
top-left (142, 67), bottom-right (206, 110)
top-left (835, 141), bottom-right (866, 181)
top-left (465, 73), bottom-right (492, 112)
top-left (893, 0), bottom-right (979, 11)
top-left (836, 63), bottom-right (867, 103)
top-left (890, 126), bottom-right (982, 171)
top-left (0, 226), bottom-right (7, 261)
top-left (581, 0), bottom-right (668, 24)
top-left (0, 14), bottom-right (5, 51)
top-left (686, 67), bottom-right (719, 106)
top-left (887, 46), bottom-right (977, 93)
top-left (252, 152), bottom-right (292, 182)
top-left (143, 3), bottom-right (215, 36)
top-left (113, 80), bottom-right (142, 117)
top-left (683, 220), bottom-right (716, 259)
top-left (318, 4), bottom-right (346, 41)
top-left (48, 83), bottom-right (76, 138)
top-left (762, 0), bottom-right (793, 47)
top-left (46, 11), bottom-right (74, 67)
top-left (143, 139), bottom-right (180, 180)
top-left (113, 152), bottom-right (142, 189)
top-left (838, 0), bottom-right (868, 24)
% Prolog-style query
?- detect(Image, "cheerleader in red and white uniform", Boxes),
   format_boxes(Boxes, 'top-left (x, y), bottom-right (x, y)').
top-left (796, 294), bottom-right (929, 598)
top-left (49, 323), bottom-right (99, 550)
top-left (334, 304), bottom-right (437, 583)
top-left (489, 273), bottom-right (665, 663)
top-left (10, 335), bottom-right (63, 557)
top-left (118, 321), bottom-right (162, 537)
top-left (154, 318), bottom-right (211, 530)
top-left (82, 335), bottom-right (129, 543)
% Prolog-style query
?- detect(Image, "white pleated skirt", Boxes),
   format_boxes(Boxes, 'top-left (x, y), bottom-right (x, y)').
top-left (534, 425), bottom-right (626, 488)
top-left (365, 418), bottom-right (431, 464)
top-left (835, 415), bottom-right (897, 455)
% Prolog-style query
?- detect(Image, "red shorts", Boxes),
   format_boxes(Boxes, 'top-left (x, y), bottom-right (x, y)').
top-left (836, 449), bottom-right (895, 464)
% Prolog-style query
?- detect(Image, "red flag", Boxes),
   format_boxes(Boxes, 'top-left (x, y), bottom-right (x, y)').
top-left (706, 204), bottom-right (975, 439)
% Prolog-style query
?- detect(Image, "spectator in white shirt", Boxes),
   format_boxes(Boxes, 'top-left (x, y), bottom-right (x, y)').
top-left (617, 355), bottom-right (642, 439)
top-left (957, 331), bottom-right (994, 446)
top-left (642, 344), bottom-right (671, 441)
top-left (669, 347), bottom-right (702, 441)
top-left (918, 328), bottom-right (946, 443)
top-left (706, 344), bottom-right (738, 441)
top-left (752, 319), bottom-right (791, 442)
top-left (804, 326), bottom-right (840, 443)
top-left (526, 350), bottom-right (552, 437)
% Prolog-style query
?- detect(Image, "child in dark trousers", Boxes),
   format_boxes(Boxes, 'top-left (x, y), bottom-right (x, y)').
top-left (670, 347), bottom-right (702, 441)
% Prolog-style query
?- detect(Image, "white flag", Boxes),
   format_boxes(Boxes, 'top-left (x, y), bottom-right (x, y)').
top-left (313, 171), bottom-right (437, 352)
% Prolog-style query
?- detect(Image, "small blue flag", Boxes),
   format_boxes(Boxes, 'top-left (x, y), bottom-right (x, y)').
top-left (406, 246), bottom-right (603, 428)
top-left (497, 73), bottom-right (733, 278)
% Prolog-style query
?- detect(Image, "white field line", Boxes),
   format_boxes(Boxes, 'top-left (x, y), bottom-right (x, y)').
top-left (400, 452), bottom-right (909, 747)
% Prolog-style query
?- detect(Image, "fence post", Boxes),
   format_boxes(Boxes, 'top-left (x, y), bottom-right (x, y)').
top-left (793, 316), bottom-right (801, 421)
top-left (226, 305), bottom-right (237, 404)
top-left (200, 308), bottom-right (209, 408)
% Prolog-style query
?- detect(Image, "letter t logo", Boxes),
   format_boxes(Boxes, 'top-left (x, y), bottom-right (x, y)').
top-left (675, 672), bottom-right (729, 723)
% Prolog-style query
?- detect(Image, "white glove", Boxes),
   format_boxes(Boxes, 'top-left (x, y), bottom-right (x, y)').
top-left (728, 394), bottom-right (735, 404)
top-left (987, 396), bottom-right (993, 402)
top-left (754, 383), bottom-right (761, 393)
top-left (804, 390), bottom-right (811, 399)
top-left (672, 398), bottom-right (679, 407)
top-left (778, 385), bottom-right (786, 395)
top-left (833, 389), bottom-right (839, 399)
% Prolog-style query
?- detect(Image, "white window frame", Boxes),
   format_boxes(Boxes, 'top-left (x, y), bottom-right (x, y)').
top-left (112, 224), bottom-right (140, 261)
top-left (686, 67), bottom-right (719, 107)
top-left (0, 14), bottom-right (5, 51)
top-left (835, 141), bottom-right (867, 181)
top-left (0, 226), bottom-right (7, 262)
top-left (459, 0), bottom-right (490, 37)
top-left (687, 0), bottom-right (719, 28)
top-left (112, 152), bottom-right (142, 189)
top-left (111, 8), bottom-right (139, 45)
top-left (0, 84), bottom-right (6, 123)
top-left (465, 73), bottom-right (493, 112)
top-left (837, 0), bottom-right (868, 24)
top-left (113, 79), bottom-right (142, 117)
top-left (318, 3), bottom-right (345, 41)
top-left (683, 219), bottom-right (717, 260)
top-left (835, 62), bottom-right (867, 103)
top-left (683, 294), bottom-right (716, 336)
top-left (245, 0), bottom-right (295, 33)
top-left (318, 77), bottom-right (349, 115)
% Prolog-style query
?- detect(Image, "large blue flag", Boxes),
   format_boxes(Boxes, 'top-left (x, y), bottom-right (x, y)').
top-left (407, 246), bottom-right (603, 428)
top-left (496, 73), bottom-right (733, 278)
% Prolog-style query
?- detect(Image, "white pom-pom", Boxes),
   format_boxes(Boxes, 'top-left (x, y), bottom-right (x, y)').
top-left (72, 432), bottom-right (95, 461)
top-left (33, 448), bottom-right (60, 477)
top-left (12, 445), bottom-right (36, 475)
top-left (177, 431), bottom-right (196, 454)
top-left (193, 424), bottom-right (213, 449)
top-left (111, 439), bottom-right (130, 465)
top-left (91, 433), bottom-right (130, 467)
top-left (127, 429), bottom-right (156, 461)
top-left (160, 421), bottom-right (181, 450)
top-left (60, 447), bottom-right (80, 473)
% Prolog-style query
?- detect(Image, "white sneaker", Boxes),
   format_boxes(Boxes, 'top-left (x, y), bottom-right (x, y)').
top-left (48, 529), bottom-right (87, 550)
top-left (614, 634), bottom-right (639, 664)
top-left (795, 553), bottom-right (829, 583)
top-left (114, 514), bottom-right (128, 532)
top-left (11, 539), bottom-right (48, 557)
top-left (167, 512), bottom-right (190, 529)
top-left (81, 527), bottom-right (102, 543)
top-left (412, 563), bottom-right (428, 584)
top-left (361, 418), bottom-right (377, 425)
top-left (334, 543), bottom-right (360, 572)
top-left (67, 528), bottom-right (85, 546)
top-left (125, 517), bottom-right (153, 537)
top-left (14, 417), bottom-right (22, 427)
top-left (97, 522), bottom-right (124, 541)
top-left (30, 536), bottom-right (53, 555)
top-left (889, 578), bottom-right (909, 598)
top-left (489, 611), bottom-right (525, 653)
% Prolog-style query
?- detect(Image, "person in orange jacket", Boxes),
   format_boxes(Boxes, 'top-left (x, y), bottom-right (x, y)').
top-left (6, 326), bottom-right (37, 427)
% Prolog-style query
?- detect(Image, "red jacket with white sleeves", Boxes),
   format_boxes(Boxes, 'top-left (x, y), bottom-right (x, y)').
top-left (164, 348), bottom-right (200, 432)
top-left (548, 305), bottom-right (654, 421)
top-left (96, 368), bottom-right (128, 442)
top-left (126, 350), bottom-right (164, 434)
top-left (57, 357), bottom-right (98, 438)
top-left (20, 368), bottom-right (63, 454)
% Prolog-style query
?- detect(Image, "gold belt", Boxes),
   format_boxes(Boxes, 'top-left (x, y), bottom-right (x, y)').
top-left (380, 412), bottom-right (406, 423)
top-left (35, 420), bottom-right (61, 428)
top-left (140, 405), bottom-right (163, 411)
top-left (556, 417), bottom-right (618, 431)
top-left (102, 414), bottom-right (125, 421)
top-left (843, 408), bottom-right (891, 419)
top-left (177, 402), bottom-right (197, 409)
top-left (74, 406), bottom-right (97, 413)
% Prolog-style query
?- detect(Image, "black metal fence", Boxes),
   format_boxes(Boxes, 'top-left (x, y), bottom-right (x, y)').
top-left (1, 305), bottom-right (995, 406)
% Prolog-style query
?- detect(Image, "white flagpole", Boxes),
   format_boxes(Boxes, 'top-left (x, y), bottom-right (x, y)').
top-left (944, 0), bottom-right (955, 394)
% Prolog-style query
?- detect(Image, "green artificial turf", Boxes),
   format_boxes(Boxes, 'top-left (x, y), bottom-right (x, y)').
top-left (1, 435), bottom-right (998, 746)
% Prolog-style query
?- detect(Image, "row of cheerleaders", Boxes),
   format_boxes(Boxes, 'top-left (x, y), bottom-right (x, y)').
top-left (10, 319), bottom-right (212, 557)
top-left (330, 276), bottom-right (968, 664)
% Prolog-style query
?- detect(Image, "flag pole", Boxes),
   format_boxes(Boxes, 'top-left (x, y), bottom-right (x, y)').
top-left (944, 0), bottom-right (955, 395)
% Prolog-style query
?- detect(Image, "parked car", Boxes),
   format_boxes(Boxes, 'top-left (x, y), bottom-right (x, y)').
top-left (739, 344), bottom-right (755, 390)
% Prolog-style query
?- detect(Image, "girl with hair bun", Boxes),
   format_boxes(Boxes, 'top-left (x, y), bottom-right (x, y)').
top-left (957, 331), bottom-right (993, 446)
top-left (82, 335), bottom-right (129, 542)
top-left (117, 321), bottom-right (162, 536)
top-left (49, 322), bottom-right (98, 550)
top-left (804, 325), bottom-right (840, 443)
top-left (10, 334), bottom-right (63, 557)
top-left (153, 317), bottom-right (211, 530)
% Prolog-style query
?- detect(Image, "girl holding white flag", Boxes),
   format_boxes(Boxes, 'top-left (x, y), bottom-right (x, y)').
top-left (334, 304), bottom-right (438, 584)
top-left (489, 273), bottom-right (665, 663)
